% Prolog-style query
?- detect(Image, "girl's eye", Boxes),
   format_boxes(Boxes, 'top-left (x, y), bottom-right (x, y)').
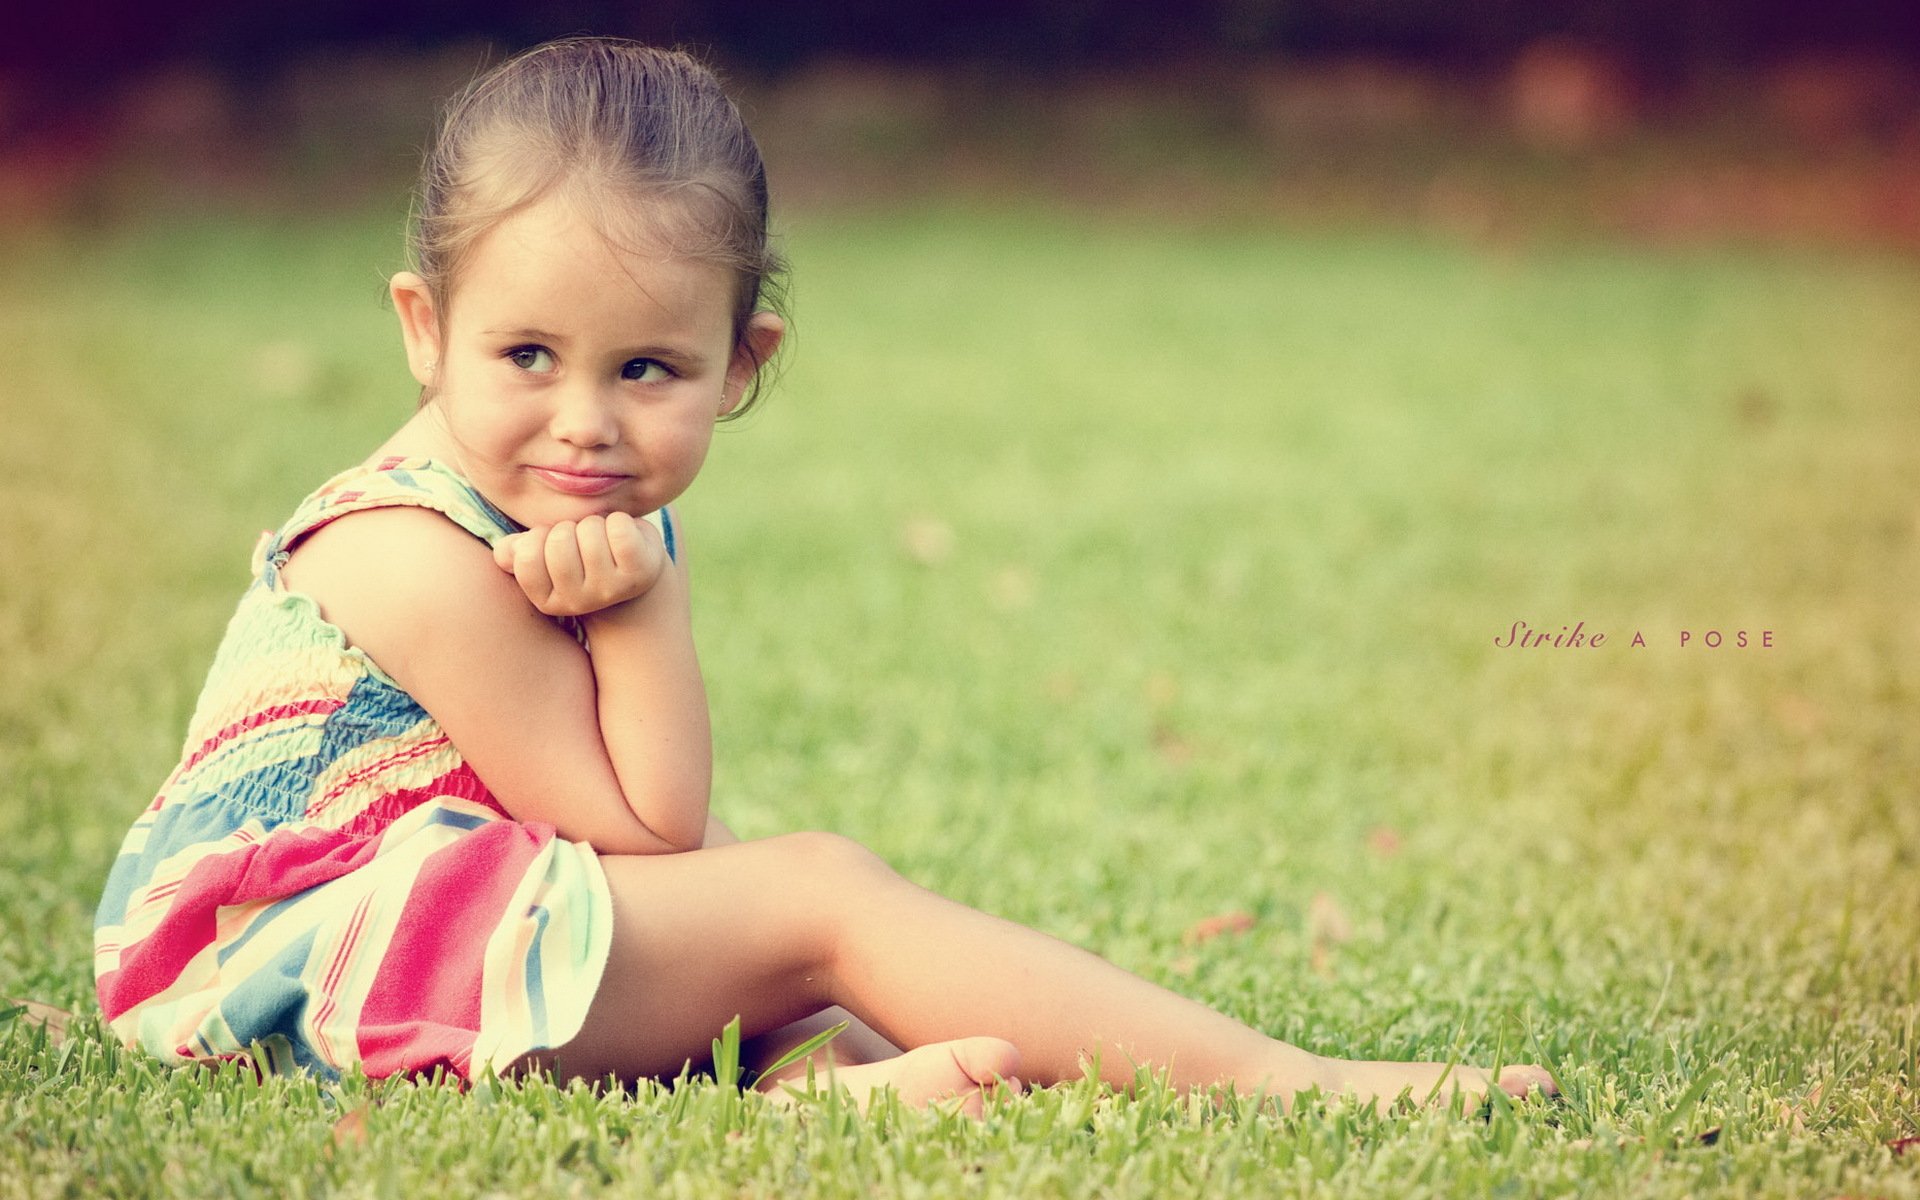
top-left (621, 358), bottom-right (670, 383)
top-left (508, 347), bottom-right (555, 373)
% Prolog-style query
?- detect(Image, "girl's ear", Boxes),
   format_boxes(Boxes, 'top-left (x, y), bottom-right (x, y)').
top-left (722, 312), bottom-right (786, 415)
top-left (390, 272), bottom-right (443, 389)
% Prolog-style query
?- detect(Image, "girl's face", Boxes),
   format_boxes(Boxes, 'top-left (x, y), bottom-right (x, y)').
top-left (390, 193), bottom-right (782, 529)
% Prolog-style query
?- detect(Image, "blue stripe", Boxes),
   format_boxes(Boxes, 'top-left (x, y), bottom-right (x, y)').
top-left (152, 714), bottom-right (353, 829)
top-left (216, 927), bottom-right (336, 1078)
top-left (309, 675), bottom-right (429, 778)
top-left (95, 850), bottom-right (151, 931)
top-left (659, 507), bottom-right (677, 563)
top-left (452, 475), bottom-right (523, 535)
top-left (96, 796), bottom-right (263, 925)
top-left (523, 905), bottom-right (551, 1046)
top-left (424, 806), bottom-right (491, 833)
top-left (217, 890), bottom-right (310, 966)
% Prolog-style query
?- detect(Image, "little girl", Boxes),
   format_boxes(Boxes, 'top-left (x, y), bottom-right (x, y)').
top-left (93, 38), bottom-right (1554, 1113)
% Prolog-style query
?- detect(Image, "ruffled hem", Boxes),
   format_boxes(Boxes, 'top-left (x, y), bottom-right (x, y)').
top-left (97, 798), bottom-right (613, 1082)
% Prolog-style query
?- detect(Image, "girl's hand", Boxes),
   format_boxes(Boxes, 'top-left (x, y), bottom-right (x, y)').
top-left (492, 512), bottom-right (668, 617)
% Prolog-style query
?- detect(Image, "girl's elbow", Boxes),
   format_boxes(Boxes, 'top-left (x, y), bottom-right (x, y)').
top-left (642, 819), bottom-right (708, 855)
top-left (629, 785), bottom-right (709, 854)
top-left (591, 823), bottom-right (701, 857)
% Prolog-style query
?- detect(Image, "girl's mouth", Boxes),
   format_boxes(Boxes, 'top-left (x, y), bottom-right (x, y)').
top-left (528, 466), bottom-right (630, 496)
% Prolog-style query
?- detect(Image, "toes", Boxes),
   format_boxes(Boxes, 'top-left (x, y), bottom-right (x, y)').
top-left (949, 1036), bottom-right (1023, 1091)
top-left (1496, 1064), bottom-right (1559, 1099)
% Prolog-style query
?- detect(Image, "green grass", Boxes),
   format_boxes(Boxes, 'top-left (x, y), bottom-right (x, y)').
top-left (2, 204), bottom-right (1917, 1197)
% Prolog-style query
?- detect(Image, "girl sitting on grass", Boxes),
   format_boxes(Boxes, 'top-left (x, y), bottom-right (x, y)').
top-left (93, 37), bottom-right (1556, 1115)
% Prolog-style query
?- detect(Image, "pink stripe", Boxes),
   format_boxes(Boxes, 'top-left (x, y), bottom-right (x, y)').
top-left (98, 826), bottom-right (384, 1021)
top-left (178, 699), bottom-right (344, 776)
top-left (338, 766), bottom-right (509, 836)
top-left (103, 769), bottom-right (511, 1023)
top-left (357, 820), bottom-right (555, 1078)
top-left (323, 896), bottom-right (372, 997)
top-left (308, 737), bottom-right (450, 816)
top-left (311, 895), bottom-right (373, 1062)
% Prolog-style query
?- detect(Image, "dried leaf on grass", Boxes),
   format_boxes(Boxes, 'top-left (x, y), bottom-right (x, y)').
top-left (1307, 892), bottom-right (1354, 944)
top-left (1143, 672), bottom-right (1179, 708)
top-left (1365, 826), bottom-right (1403, 857)
top-left (1307, 892), bottom-right (1354, 979)
top-left (3, 998), bottom-right (72, 1044)
top-left (1774, 693), bottom-right (1825, 735)
top-left (1152, 723), bottom-right (1194, 766)
top-left (1780, 1080), bottom-right (1823, 1134)
top-left (1183, 911), bottom-right (1255, 945)
top-left (327, 1105), bottom-right (371, 1153)
top-left (989, 565), bottom-right (1035, 611)
top-left (1733, 386), bottom-right (1775, 428)
top-left (901, 516), bottom-right (955, 565)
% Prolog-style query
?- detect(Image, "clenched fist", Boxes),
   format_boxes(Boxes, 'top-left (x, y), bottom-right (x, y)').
top-left (492, 512), bottom-right (669, 617)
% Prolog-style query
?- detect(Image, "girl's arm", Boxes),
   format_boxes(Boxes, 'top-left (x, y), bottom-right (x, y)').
top-left (546, 518), bottom-right (713, 852)
top-left (279, 506), bottom-right (707, 854)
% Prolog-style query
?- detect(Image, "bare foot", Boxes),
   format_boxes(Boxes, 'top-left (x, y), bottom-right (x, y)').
top-left (762, 1037), bottom-right (1023, 1116)
top-left (1326, 1059), bottom-right (1558, 1112)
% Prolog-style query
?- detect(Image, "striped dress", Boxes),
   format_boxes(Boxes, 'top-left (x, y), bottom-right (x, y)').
top-left (94, 457), bottom-right (622, 1080)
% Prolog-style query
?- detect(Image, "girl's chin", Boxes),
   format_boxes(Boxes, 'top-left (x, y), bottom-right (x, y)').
top-left (505, 493), bottom-right (657, 528)
top-left (480, 469), bottom-right (671, 527)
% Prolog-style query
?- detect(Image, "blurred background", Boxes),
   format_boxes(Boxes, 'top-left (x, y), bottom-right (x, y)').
top-left (4, 0), bottom-right (1918, 244)
top-left (4, 17), bottom-right (1919, 1174)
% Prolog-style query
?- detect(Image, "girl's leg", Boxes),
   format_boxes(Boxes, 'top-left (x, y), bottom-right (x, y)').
top-left (546, 832), bottom-right (1551, 1108)
top-left (533, 832), bottom-right (1017, 1102)
top-left (699, 815), bottom-right (910, 1091)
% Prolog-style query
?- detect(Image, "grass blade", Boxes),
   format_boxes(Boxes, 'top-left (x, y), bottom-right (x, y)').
top-left (711, 1015), bottom-right (742, 1090)
top-left (753, 1019), bottom-right (849, 1084)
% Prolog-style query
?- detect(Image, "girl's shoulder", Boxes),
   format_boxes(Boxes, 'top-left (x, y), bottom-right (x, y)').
top-left (253, 454), bottom-right (543, 642)
top-left (267, 463), bottom-right (585, 694)
top-left (264, 456), bottom-right (597, 669)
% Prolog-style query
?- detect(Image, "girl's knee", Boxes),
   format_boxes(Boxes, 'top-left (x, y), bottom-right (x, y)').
top-left (769, 830), bottom-right (896, 886)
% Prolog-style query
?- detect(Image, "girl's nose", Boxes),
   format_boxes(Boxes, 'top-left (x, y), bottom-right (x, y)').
top-left (549, 385), bottom-right (620, 448)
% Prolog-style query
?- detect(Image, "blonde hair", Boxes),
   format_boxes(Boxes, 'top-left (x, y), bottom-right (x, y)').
top-left (409, 38), bottom-right (786, 416)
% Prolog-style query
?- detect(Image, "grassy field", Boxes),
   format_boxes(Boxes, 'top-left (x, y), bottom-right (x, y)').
top-left (1, 203), bottom-right (1916, 1197)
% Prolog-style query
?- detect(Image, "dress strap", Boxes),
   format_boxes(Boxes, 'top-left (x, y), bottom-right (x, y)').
top-left (253, 457), bottom-right (519, 585)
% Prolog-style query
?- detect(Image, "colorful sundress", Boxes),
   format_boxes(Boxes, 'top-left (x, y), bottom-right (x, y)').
top-left (93, 456), bottom-right (618, 1080)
